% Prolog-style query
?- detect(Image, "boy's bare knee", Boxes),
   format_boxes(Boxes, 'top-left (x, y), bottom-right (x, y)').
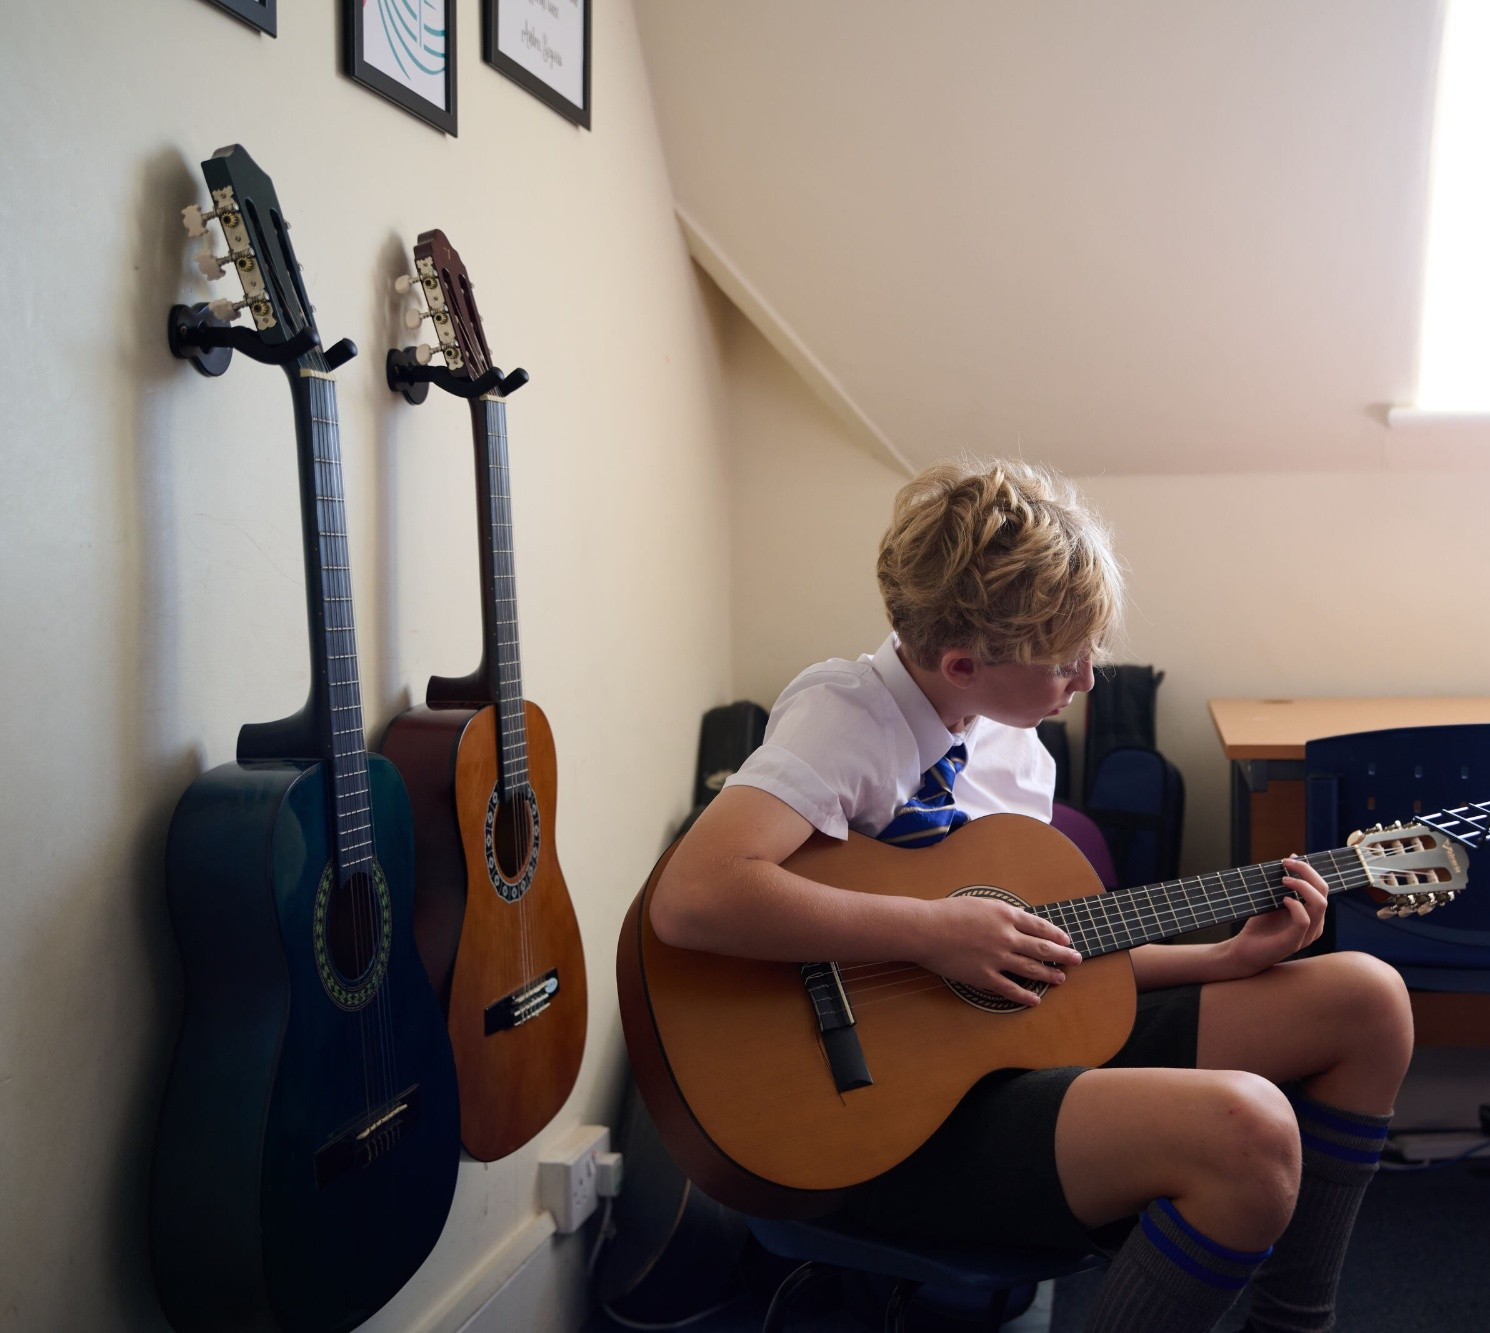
top-left (1187, 1072), bottom-right (1300, 1238)
top-left (1320, 950), bottom-right (1415, 1071)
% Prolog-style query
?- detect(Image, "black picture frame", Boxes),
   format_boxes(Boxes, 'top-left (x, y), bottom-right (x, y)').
top-left (202, 0), bottom-right (276, 35)
top-left (343, 0), bottom-right (458, 136)
top-left (483, 1), bottom-right (591, 130)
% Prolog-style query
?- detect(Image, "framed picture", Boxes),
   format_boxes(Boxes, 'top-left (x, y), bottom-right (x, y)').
top-left (202, 0), bottom-right (276, 35)
top-left (344, 0), bottom-right (458, 136)
top-left (483, 0), bottom-right (591, 130)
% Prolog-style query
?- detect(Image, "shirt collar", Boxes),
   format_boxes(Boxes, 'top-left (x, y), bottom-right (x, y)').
top-left (870, 635), bottom-right (967, 775)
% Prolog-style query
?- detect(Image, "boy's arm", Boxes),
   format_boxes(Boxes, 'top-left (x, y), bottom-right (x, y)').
top-left (1129, 855), bottom-right (1331, 989)
top-left (650, 785), bottom-right (1083, 1008)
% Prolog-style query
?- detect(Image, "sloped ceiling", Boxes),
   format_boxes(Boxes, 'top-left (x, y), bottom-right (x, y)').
top-left (633, 1), bottom-right (1447, 475)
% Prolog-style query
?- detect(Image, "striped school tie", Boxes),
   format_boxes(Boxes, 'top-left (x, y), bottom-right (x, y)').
top-left (877, 743), bottom-right (970, 848)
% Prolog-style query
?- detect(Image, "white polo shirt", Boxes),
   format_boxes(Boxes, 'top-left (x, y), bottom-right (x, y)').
top-left (724, 635), bottom-right (1055, 840)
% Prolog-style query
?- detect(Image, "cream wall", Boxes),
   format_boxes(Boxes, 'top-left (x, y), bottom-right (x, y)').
top-left (722, 294), bottom-right (1490, 873)
top-left (0, 4), bottom-right (733, 1330)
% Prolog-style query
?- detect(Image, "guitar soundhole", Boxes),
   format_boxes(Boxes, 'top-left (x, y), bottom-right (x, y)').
top-left (944, 886), bottom-right (1050, 1013)
top-left (326, 871), bottom-right (380, 983)
top-left (313, 860), bottom-right (394, 1010)
top-left (484, 783), bottom-right (541, 903)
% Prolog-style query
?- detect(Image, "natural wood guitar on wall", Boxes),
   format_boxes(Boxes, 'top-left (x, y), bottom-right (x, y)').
top-left (618, 809), bottom-right (1472, 1219)
top-left (380, 230), bottom-right (587, 1163)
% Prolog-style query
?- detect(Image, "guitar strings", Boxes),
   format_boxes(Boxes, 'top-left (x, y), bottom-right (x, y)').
top-left (489, 396), bottom-right (534, 991)
top-left (830, 850), bottom-right (1403, 1011)
top-left (314, 369), bottom-right (396, 1114)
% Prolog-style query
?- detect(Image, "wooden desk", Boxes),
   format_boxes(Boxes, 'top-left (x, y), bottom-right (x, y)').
top-left (1209, 697), bottom-right (1490, 862)
top-left (1208, 696), bottom-right (1490, 1045)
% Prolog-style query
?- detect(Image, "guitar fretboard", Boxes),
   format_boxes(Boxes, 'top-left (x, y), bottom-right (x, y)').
top-left (305, 368), bottom-right (373, 874)
top-left (1033, 847), bottom-right (1367, 958)
top-left (477, 394), bottom-right (528, 801)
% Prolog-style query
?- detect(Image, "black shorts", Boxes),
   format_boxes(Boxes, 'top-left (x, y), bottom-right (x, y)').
top-left (830, 983), bottom-right (1203, 1254)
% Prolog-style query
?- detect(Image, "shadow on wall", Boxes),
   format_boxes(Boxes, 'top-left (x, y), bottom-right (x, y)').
top-left (112, 145), bottom-right (206, 1325)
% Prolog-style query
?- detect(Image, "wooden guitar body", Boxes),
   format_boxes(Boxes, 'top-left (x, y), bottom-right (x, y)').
top-left (151, 756), bottom-right (460, 1333)
top-left (379, 229), bottom-right (588, 1162)
top-left (383, 699), bottom-right (587, 1162)
top-left (618, 815), bottom-right (1136, 1218)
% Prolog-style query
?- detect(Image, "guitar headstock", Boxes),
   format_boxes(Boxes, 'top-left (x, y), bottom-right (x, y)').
top-left (387, 231), bottom-right (526, 404)
top-left (1350, 821), bottom-right (1469, 918)
top-left (190, 145), bottom-right (318, 351)
top-left (405, 229), bottom-right (493, 380)
top-left (171, 146), bottom-right (352, 376)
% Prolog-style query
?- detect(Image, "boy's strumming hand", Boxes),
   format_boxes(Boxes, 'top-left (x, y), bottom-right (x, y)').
top-left (916, 895), bottom-right (1083, 1007)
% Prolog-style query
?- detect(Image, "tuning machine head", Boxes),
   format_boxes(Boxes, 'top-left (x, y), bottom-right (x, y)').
top-left (195, 247), bottom-right (230, 282)
top-left (182, 203), bottom-right (215, 238)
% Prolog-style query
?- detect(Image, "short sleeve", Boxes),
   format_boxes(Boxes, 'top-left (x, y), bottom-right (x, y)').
top-left (721, 668), bottom-right (892, 839)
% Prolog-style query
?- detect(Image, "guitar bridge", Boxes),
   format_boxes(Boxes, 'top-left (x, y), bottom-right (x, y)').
top-left (801, 962), bottom-right (873, 1093)
top-left (314, 1085), bottom-right (422, 1189)
top-left (485, 968), bottom-right (560, 1034)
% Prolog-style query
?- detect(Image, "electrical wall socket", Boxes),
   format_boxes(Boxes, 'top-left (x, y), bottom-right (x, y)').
top-left (538, 1124), bottom-right (610, 1233)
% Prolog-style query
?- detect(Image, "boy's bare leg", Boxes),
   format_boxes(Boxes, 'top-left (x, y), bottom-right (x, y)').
top-left (1193, 950), bottom-right (1414, 1113)
top-left (1055, 1066), bottom-right (1302, 1249)
top-left (1055, 1066), bottom-right (1299, 1330)
top-left (1195, 950), bottom-right (1413, 1332)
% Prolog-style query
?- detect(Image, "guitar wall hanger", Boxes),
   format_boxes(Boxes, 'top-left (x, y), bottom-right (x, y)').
top-left (168, 302), bottom-right (357, 376)
top-left (386, 346), bottom-right (529, 405)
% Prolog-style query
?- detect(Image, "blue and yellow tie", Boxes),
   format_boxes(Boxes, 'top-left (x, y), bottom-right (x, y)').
top-left (877, 743), bottom-right (970, 847)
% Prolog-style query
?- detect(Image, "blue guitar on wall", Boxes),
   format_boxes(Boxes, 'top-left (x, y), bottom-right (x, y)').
top-left (149, 144), bottom-right (460, 1333)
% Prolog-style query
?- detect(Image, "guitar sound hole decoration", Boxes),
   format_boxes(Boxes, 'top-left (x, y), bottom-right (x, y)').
top-left (484, 784), bottom-right (540, 901)
top-left (314, 861), bottom-right (394, 1010)
top-left (944, 886), bottom-right (1050, 1012)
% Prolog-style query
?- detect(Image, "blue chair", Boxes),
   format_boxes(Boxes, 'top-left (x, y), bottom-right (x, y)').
top-left (746, 1214), bottom-right (1104, 1331)
top-left (1305, 724), bottom-right (1490, 991)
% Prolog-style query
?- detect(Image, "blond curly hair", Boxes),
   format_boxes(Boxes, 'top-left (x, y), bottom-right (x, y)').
top-left (876, 458), bottom-right (1123, 670)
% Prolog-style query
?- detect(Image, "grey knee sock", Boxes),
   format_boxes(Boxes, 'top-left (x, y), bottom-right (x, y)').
top-left (1244, 1092), bottom-right (1390, 1333)
top-left (1084, 1197), bottom-right (1270, 1333)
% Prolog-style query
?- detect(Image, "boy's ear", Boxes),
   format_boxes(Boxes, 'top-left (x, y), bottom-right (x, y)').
top-left (939, 649), bottom-right (979, 689)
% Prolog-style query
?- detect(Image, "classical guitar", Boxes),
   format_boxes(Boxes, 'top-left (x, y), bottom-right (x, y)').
top-left (380, 230), bottom-right (587, 1163)
top-left (150, 147), bottom-right (460, 1333)
top-left (619, 809), bottom-right (1477, 1219)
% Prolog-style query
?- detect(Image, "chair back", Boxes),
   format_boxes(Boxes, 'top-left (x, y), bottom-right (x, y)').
top-left (1305, 724), bottom-right (1490, 988)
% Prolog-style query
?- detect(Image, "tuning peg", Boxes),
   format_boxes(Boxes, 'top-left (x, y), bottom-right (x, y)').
top-left (414, 344), bottom-right (433, 365)
top-left (394, 273), bottom-right (416, 295)
top-left (404, 307), bottom-right (425, 331)
top-left (207, 296), bottom-right (248, 322)
top-left (195, 247), bottom-right (231, 281)
top-left (182, 203), bottom-right (217, 237)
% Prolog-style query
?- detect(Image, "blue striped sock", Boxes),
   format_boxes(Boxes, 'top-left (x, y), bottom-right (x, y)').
top-left (1086, 1197), bottom-right (1271, 1331)
top-left (1244, 1093), bottom-right (1390, 1332)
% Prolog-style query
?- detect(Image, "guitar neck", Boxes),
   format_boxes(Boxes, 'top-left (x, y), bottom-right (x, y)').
top-left (1037, 846), bottom-right (1367, 958)
top-left (472, 394), bottom-right (529, 800)
top-left (294, 362), bottom-right (373, 872)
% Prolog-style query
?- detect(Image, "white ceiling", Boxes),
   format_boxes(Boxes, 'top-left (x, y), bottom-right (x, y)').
top-left (633, 1), bottom-right (1447, 476)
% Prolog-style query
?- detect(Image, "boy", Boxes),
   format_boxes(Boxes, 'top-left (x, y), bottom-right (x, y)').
top-left (649, 459), bottom-right (1412, 1332)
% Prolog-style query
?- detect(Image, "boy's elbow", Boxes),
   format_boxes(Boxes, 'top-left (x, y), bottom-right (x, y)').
top-left (647, 868), bottom-right (702, 949)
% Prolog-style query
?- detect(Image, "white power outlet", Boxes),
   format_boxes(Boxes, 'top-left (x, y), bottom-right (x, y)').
top-left (538, 1124), bottom-right (610, 1233)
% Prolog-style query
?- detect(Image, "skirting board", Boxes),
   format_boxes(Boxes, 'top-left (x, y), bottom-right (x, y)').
top-left (403, 1212), bottom-right (557, 1333)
